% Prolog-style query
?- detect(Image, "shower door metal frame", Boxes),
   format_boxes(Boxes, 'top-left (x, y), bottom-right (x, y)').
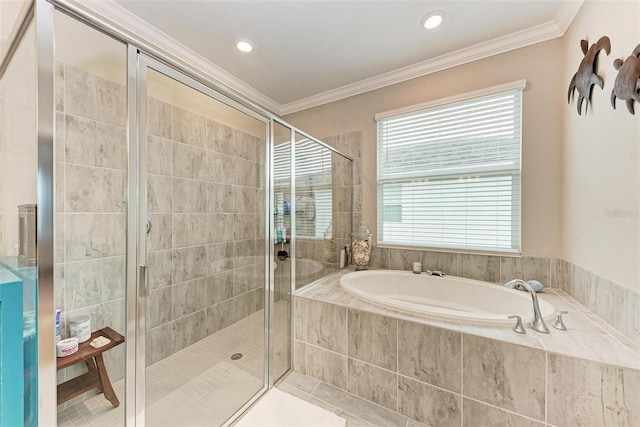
top-left (134, 53), bottom-right (273, 426)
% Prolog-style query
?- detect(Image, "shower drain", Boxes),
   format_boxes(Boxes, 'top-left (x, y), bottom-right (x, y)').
top-left (230, 353), bottom-right (243, 360)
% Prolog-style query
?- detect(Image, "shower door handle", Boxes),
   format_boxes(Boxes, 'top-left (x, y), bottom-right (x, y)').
top-left (139, 265), bottom-right (150, 298)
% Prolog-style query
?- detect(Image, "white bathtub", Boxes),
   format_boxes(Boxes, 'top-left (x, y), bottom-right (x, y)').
top-left (339, 270), bottom-right (556, 326)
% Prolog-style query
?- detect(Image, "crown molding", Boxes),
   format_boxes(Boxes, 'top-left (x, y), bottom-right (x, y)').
top-left (68, 0), bottom-right (282, 114)
top-left (64, 0), bottom-right (582, 117)
top-left (280, 1), bottom-right (583, 115)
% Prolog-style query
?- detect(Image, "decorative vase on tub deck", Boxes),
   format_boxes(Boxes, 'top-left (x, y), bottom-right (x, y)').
top-left (351, 222), bottom-right (372, 271)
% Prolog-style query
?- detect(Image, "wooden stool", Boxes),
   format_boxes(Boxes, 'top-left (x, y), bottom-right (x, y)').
top-left (56, 327), bottom-right (125, 407)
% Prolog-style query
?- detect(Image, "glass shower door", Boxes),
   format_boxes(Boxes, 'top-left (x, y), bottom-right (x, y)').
top-left (139, 59), bottom-right (269, 426)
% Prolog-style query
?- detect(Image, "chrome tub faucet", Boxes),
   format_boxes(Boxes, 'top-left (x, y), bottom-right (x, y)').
top-left (504, 279), bottom-right (550, 334)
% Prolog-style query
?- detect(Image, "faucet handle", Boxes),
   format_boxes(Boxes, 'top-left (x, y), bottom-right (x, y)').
top-left (507, 315), bottom-right (526, 334)
top-left (553, 310), bottom-right (568, 331)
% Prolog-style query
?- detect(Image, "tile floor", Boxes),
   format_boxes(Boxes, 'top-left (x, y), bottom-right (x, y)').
top-left (57, 306), bottom-right (270, 427)
top-left (276, 372), bottom-right (427, 427)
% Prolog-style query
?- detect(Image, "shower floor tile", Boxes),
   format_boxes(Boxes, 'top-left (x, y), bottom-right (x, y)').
top-left (57, 306), bottom-right (273, 427)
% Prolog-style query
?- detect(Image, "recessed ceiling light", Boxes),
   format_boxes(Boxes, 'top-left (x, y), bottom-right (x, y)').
top-left (421, 11), bottom-right (445, 30)
top-left (236, 39), bottom-right (253, 53)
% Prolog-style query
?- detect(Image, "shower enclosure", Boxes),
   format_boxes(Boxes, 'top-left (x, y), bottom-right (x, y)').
top-left (0, 1), bottom-right (353, 425)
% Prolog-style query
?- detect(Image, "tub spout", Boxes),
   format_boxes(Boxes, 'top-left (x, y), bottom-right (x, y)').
top-left (503, 279), bottom-right (549, 334)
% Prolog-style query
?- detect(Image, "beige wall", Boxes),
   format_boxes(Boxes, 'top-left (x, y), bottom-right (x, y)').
top-left (562, 0), bottom-right (640, 290)
top-left (285, 39), bottom-right (565, 258)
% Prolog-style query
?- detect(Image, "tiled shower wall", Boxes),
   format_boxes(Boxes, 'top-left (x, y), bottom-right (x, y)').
top-left (144, 94), bottom-right (265, 366)
top-left (54, 63), bottom-right (266, 387)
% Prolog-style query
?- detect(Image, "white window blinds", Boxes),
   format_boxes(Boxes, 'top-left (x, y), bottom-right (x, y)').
top-left (273, 138), bottom-right (333, 238)
top-left (376, 86), bottom-right (523, 253)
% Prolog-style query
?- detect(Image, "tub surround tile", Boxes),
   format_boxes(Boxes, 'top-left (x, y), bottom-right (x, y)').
top-left (459, 254), bottom-right (500, 282)
top-left (306, 345), bottom-right (348, 390)
top-left (462, 335), bottom-right (545, 420)
top-left (306, 300), bottom-right (347, 354)
top-left (421, 251), bottom-right (459, 276)
top-left (548, 354), bottom-right (640, 426)
top-left (397, 376), bottom-right (461, 427)
top-left (313, 382), bottom-right (407, 427)
top-left (389, 249), bottom-right (421, 271)
top-left (462, 398), bottom-right (544, 427)
top-left (460, 323), bottom-right (545, 349)
top-left (593, 275), bottom-right (630, 337)
top-left (348, 359), bottom-right (397, 411)
top-left (549, 258), bottom-right (565, 288)
top-left (348, 310), bottom-right (397, 371)
top-left (293, 340), bottom-right (307, 374)
top-left (294, 297), bottom-right (306, 341)
top-left (368, 246), bottom-right (389, 269)
top-left (398, 320), bottom-right (461, 392)
top-left (537, 330), bottom-right (640, 370)
top-left (632, 292), bottom-right (640, 345)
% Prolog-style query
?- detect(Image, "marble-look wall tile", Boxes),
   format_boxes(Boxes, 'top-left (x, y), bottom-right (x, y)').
top-left (348, 309), bottom-right (397, 371)
top-left (631, 291), bottom-right (640, 344)
top-left (397, 376), bottom-right (460, 427)
top-left (207, 213), bottom-right (234, 243)
top-left (233, 130), bottom-right (258, 162)
top-left (171, 106), bottom-right (205, 147)
top-left (65, 115), bottom-right (126, 170)
top-left (293, 340), bottom-right (307, 374)
top-left (306, 344), bottom-right (348, 390)
top-left (232, 288), bottom-right (263, 322)
top-left (173, 178), bottom-right (206, 213)
top-left (146, 322), bottom-right (173, 366)
top-left (421, 251), bottom-right (459, 276)
top-left (348, 359), bottom-right (397, 411)
top-left (548, 354), bottom-right (640, 426)
top-left (173, 309), bottom-right (207, 352)
top-left (500, 256), bottom-right (550, 284)
top-left (208, 242), bottom-right (233, 274)
top-left (398, 320), bottom-right (461, 393)
top-left (65, 213), bottom-right (125, 261)
top-left (369, 246), bottom-right (389, 269)
top-left (460, 254), bottom-right (500, 282)
top-left (206, 271), bottom-right (233, 306)
top-left (146, 286), bottom-right (172, 329)
top-left (206, 119), bottom-right (233, 155)
top-left (173, 277), bottom-right (207, 318)
top-left (65, 165), bottom-right (125, 213)
top-left (233, 186), bottom-right (257, 213)
top-left (306, 300), bottom-right (347, 354)
top-left (146, 214), bottom-right (172, 251)
top-left (233, 213), bottom-right (257, 240)
top-left (232, 264), bottom-right (256, 296)
top-left (571, 263), bottom-right (595, 308)
top-left (147, 97), bottom-right (172, 140)
top-left (147, 174), bottom-right (173, 213)
top-left (207, 183), bottom-right (234, 213)
top-left (64, 65), bottom-right (126, 127)
top-left (233, 157), bottom-right (258, 187)
top-left (147, 135), bottom-right (173, 176)
top-left (55, 62), bottom-right (65, 112)
top-left (206, 299), bottom-right (234, 334)
top-left (172, 213), bottom-right (206, 248)
top-left (172, 245), bottom-right (207, 283)
top-left (206, 151), bottom-right (234, 184)
top-left (173, 142), bottom-right (206, 181)
top-left (294, 297), bottom-right (306, 341)
top-left (594, 275), bottom-right (630, 337)
top-left (549, 258), bottom-right (565, 288)
top-left (462, 335), bottom-right (545, 420)
top-left (389, 249), bottom-right (421, 271)
top-left (462, 398), bottom-right (543, 427)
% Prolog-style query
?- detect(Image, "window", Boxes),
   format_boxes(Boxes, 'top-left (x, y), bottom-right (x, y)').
top-left (376, 81), bottom-right (524, 253)
top-left (273, 138), bottom-right (333, 238)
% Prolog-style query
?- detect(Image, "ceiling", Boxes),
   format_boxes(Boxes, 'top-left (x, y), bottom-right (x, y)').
top-left (94, 0), bottom-right (582, 114)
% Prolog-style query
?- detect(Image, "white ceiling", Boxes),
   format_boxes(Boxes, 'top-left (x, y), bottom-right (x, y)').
top-left (112, 0), bottom-right (581, 112)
